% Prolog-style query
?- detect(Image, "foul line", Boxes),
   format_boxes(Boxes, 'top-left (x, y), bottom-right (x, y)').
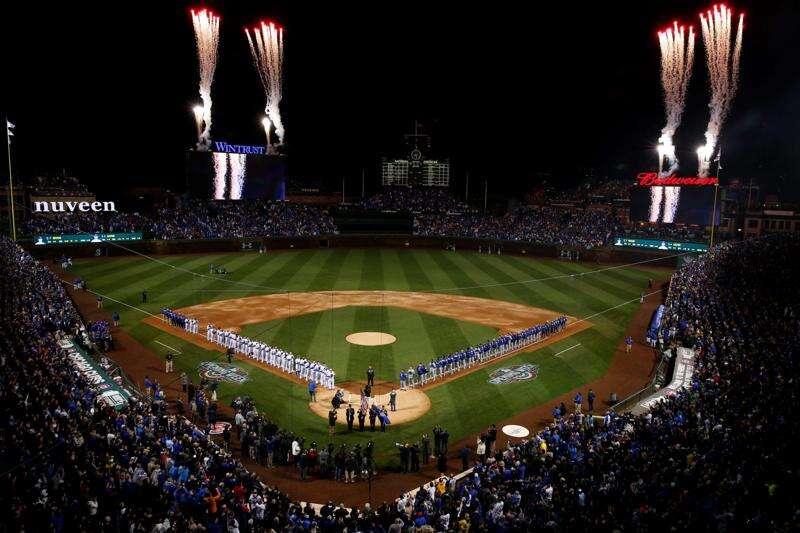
top-left (62, 279), bottom-right (160, 319)
top-left (553, 343), bottom-right (582, 357)
top-left (155, 340), bottom-right (182, 354)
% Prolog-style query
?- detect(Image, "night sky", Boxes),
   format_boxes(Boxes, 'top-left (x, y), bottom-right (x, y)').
top-left (4, 1), bottom-right (800, 199)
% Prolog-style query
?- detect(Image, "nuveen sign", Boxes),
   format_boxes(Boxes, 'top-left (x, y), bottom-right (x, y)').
top-left (33, 200), bottom-right (117, 213)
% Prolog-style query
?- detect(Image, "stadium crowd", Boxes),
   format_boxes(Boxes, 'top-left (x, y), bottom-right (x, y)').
top-left (22, 199), bottom-right (337, 240)
top-left (0, 237), bottom-right (317, 531)
top-left (1, 231), bottom-right (797, 530)
top-left (357, 186), bottom-right (474, 214)
top-left (415, 205), bottom-right (619, 249)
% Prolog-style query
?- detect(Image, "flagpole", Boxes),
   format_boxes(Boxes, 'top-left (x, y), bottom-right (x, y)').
top-left (5, 116), bottom-right (16, 241)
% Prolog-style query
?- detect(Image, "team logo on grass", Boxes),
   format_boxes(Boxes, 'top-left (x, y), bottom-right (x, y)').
top-left (199, 362), bottom-right (249, 384)
top-left (488, 364), bottom-right (540, 385)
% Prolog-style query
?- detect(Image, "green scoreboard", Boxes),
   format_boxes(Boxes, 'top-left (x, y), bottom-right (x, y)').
top-left (612, 236), bottom-right (708, 253)
top-left (33, 232), bottom-right (143, 246)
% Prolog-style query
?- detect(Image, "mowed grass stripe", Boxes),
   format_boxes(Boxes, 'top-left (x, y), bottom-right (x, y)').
top-left (343, 250), bottom-right (392, 380)
top-left (89, 254), bottom-right (204, 293)
top-left (463, 253), bottom-right (574, 315)
top-left (98, 255), bottom-right (219, 313)
top-left (143, 255), bottom-right (255, 307)
top-left (528, 259), bottom-right (641, 308)
top-left (261, 250), bottom-right (352, 358)
top-left (395, 250), bottom-right (435, 290)
top-left (380, 249), bottom-right (410, 292)
top-left (517, 259), bottom-right (646, 339)
top-left (419, 250), bottom-right (492, 299)
top-left (498, 255), bottom-right (614, 315)
top-left (73, 256), bottom-right (152, 279)
top-left (553, 261), bottom-right (650, 299)
top-left (450, 252), bottom-right (569, 311)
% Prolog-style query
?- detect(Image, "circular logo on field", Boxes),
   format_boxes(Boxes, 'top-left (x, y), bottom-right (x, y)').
top-left (208, 421), bottom-right (231, 435)
top-left (199, 362), bottom-right (249, 384)
top-left (488, 364), bottom-right (540, 385)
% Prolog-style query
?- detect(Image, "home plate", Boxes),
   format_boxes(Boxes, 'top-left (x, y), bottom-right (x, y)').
top-left (502, 424), bottom-right (530, 438)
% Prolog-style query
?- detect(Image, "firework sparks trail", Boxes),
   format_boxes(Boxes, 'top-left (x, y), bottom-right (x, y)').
top-left (191, 8), bottom-right (221, 151)
top-left (649, 187), bottom-right (663, 222)
top-left (662, 187), bottom-right (680, 223)
top-left (657, 22), bottom-right (695, 176)
top-left (245, 20), bottom-right (285, 147)
top-left (650, 22), bottom-right (695, 223)
top-left (697, 4), bottom-right (744, 176)
top-left (212, 152), bottom-right (228, 199)
top-left (228, 154), bottom-right (247, 200)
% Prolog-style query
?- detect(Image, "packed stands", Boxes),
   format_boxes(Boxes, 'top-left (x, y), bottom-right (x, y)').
top-left (1, 231), bottom-right (797, 530)
top-left (357, 186), bottom-right (474, 214)
top-left (415, 206), bottom-right (619, 248)
top-left (0, 238), bottom-right (297, 531)
top-left (22, 199), bottom-right (337, 240)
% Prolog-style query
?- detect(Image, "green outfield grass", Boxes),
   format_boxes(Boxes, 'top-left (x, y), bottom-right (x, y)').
top-left (68, 248), bottom-right (671, 465)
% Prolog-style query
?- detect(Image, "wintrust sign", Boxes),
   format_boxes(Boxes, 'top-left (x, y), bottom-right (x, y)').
top-left (33, 200), bottom-right (117, 213)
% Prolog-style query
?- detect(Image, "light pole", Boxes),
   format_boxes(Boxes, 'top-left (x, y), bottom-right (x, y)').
top-left (5, 117), bottom-right (16, 241)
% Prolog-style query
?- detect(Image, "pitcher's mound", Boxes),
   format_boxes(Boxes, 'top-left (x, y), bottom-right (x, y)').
top-left (346, 331), bottom-right (396, 346)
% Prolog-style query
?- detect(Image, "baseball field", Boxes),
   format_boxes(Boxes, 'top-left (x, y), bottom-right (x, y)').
top-left (68, 248), bottom-right (671, 465)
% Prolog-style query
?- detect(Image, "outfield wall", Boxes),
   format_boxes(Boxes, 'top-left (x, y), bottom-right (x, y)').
top-left (22, 234), bottom-right (682, 267)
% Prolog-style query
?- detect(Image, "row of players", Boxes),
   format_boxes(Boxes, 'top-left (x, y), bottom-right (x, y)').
top-left (205, 324), bottom-right (336, 390)
top-left (421, 316), bottom-right (569, 384)
top-left (161, 308), bottom-right (199, 333)
top-left (162, 308), bottom-right (566, 390)
top-left (161, 308), bottom-right (336, 389)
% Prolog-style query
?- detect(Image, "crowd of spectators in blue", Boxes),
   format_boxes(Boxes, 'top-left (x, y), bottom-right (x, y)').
top-left (415, 206), bottom-right (619, 249)
top-left (357, 186), bottom-right (475, 214)
top-left (22, 199), bottom-right (337, 240)
top-left (0, 237), bottom-right (309, 531)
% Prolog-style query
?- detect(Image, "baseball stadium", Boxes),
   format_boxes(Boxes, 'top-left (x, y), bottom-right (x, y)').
top-left (2, 2), bottom-right (799, 531)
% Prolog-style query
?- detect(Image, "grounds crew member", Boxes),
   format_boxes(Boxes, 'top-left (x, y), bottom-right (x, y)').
top-left (346, 404), bottom-right (355, 432)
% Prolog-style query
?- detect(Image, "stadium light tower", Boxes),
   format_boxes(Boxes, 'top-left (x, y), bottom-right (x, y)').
top-left (5, 117), bottom-right (16, 241)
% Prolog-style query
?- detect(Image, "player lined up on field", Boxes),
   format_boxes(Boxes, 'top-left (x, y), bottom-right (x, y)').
top-left (161, 308), bottom-right (335, 389)
top-left (411, 316), bottom-right (568, 386)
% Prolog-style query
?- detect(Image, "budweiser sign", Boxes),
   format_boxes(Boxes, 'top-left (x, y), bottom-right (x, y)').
top-left (637, 173), bottom-right (718, 186)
